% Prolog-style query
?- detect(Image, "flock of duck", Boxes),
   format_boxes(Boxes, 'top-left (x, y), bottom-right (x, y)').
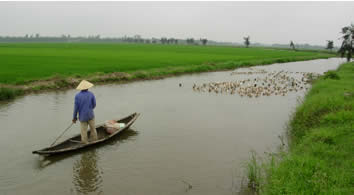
top-left (192, 68), bottom-right (321, 98)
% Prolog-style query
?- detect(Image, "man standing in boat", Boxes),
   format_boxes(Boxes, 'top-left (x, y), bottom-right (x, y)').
top-left (72, 80), bottom-right (98, 144)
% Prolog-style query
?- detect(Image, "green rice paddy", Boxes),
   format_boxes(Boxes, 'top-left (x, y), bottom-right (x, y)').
top-left (0, 43), bottom-right (333, 84)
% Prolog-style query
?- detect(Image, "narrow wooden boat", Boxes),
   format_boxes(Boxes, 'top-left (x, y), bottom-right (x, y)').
top-left (32, 113), bottom-right (140, 155)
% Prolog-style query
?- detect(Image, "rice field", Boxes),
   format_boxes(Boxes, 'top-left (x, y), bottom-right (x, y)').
top-left (0, 43), bottom-right (333, 84)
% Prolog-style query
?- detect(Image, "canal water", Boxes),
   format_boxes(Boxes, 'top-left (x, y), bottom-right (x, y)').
top-left (0, 58), bottom-right (344, 195)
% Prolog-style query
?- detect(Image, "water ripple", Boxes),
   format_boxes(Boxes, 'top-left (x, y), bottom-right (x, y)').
top-left (72, 150), bottom-right (103, 194)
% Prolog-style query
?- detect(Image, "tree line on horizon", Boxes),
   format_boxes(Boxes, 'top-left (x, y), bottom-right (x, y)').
top-left (1, 24), bottom-right (352, 60)
top-left (0, 34), bottom-right (212, 46)
top-left (0, 33), bottom-right (331, 49)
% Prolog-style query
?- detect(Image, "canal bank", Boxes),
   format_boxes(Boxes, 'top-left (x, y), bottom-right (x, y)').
top-left (251, 62), bottom-right (354, 194)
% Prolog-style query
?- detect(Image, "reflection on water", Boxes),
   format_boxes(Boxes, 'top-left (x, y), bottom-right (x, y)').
top-left (0, 98), bottom-right (20, 116)
top-left (37, 129), bottom-right (139, 169)
top-left (106, 128), bottom-right (139, 146)
top-left (73, 149), bottom-right (103, 194)
top-left (69, 128), bottom-right (140, 194)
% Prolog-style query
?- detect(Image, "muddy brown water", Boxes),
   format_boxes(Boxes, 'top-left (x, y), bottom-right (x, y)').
top-left (0, 58), bottom-right (344, 195)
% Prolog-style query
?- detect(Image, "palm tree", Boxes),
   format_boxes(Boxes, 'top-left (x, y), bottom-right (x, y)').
top-left (244, 36), bottom-right (250, 48)
top-left (338, 24), bottom-right (354, 62)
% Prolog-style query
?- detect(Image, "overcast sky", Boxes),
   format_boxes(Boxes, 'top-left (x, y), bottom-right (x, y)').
top-left (1, 1), bottom-right (354, 46)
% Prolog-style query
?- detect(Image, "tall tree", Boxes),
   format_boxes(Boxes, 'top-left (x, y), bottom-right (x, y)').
top-left (151, 38), bottom-right (158, 44)
top-left (326, 40), bottom-right (334, 52)
top-left (186, 38), bottom-right (195, 45)
top-left (160, 37), bottom-right (167, 44)
top-left (244, 36), bottom-right (250, 48)
top-left (168, 38), bottom-right (175, 44)
top-left (338, 24), bottom-right (354, 62)
top-left (290, 41), bottom-right (296, 51)
top-left (200, 38), bottom-right (208, 45)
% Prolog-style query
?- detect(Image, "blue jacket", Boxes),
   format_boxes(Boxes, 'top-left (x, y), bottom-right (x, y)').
top-left (73, 90), bottom-right (96, 122)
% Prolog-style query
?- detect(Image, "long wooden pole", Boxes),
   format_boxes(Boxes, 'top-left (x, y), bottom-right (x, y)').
top-left (50, 122), bottom-right (74, 146)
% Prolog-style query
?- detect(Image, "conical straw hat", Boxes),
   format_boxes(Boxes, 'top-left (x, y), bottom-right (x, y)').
top-left (76, 80), bottom-right (94, 90)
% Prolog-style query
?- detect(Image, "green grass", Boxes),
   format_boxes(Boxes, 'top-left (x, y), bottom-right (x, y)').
top-left (246, 151), bottom-right (263, 191)
top-left (0, 43), bottom-right (333, 84)
top-left (0, 87), bottom-right (24, 100)
top-left (252, 62), bottom-right (354, 194)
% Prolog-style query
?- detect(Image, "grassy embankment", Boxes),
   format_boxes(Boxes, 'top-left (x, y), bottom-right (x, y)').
top-left (247, 62), bottom-right (353, 194)
top-left (0, 43), bottom-right (334, 100)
